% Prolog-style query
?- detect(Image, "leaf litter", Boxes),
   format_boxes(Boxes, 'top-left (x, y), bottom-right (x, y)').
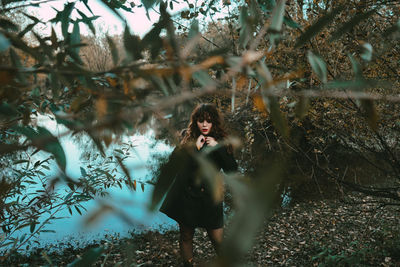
top-left (3, 192), bottom-right (400, 266)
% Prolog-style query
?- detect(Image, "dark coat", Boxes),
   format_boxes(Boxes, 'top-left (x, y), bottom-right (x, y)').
top-left (158, 142), bottom-right (237, 229)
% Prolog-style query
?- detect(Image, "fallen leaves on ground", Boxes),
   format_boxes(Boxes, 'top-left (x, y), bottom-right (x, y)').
top-left (4, 192), bottom-right (400, 266)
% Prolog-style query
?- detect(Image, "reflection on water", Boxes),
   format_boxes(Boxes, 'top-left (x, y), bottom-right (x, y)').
top-left (11, 115), bottom-right (177, 251)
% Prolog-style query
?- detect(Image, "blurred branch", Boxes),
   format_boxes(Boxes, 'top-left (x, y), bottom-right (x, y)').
top-left (151, 6), bottom-right (220, 48)
top-left (0, 0), bottom-right (58, 13)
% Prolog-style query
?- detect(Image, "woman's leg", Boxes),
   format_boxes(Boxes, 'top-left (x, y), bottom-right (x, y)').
top-left (179, 223), bottom-right (195, 265)
top-left (206, 227), bottom-right (223, 256)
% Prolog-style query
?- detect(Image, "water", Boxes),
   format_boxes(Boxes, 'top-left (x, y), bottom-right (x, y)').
top-left (5, 115), bottom-right (177, 252)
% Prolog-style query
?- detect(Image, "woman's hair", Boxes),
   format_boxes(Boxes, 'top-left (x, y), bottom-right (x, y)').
top-left (181, 103), bottom-right (227, 145)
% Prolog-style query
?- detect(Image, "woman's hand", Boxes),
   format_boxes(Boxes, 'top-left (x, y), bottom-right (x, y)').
top-left (196, 135), bottom-right (206, 150)
top-left (205, 136), bottom-right (218, 147)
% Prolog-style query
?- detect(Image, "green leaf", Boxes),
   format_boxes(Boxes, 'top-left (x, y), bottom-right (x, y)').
top-left (36, 170), bottom-right (46, 176)
top-left (193, 70), bottom-right (216, 87)
top-left (116, 156), bottom-right (135, 191)
top-left (74, 206), bottom-right (82, 215)
top-left (325, 79), bottom-right (366, 90)
top-left (188, 20), bottom-right (199, 40)
top-left (70, 21), bottom-right (81, 57)
top-left (330, 9), bottom-right (377, 42)
top-left (16, 223), bottom-right (30, 230)
top-left (18, 23), bottom-right (37, 38)
top-left (382, 20), bottom-right (400, 37)
top-left (13, 159), bottom-right (30, 165)
top-left (0, 102), bottom-right (18, 116)
top-left (0, 33), bottom-right (11, 52)
top-left (327, 78), bottom-right (389, 92)
top-left (36, 126), bottom-right (67, 172)
top-left (259, 0), bottom-right (276, 12)
top-left (152, 76), bottom-right (169, 96)
top-left (239, 6), bottom-right (250, 48)
top-left (31, 31), bottom-right (52, 60)
top-left (87, 131), bottom-right (105, 157)
top-left (307, 51), bottom-right (327, 83)
top-left (42, 165), bottom-right (50, 171)
top-left (40, 230), bottom-right (56, 233)
top-left (51, 26), bottom-right (58, 48)
top-left (14, 126), bottom-right (66, 172)
top-left (248, 0), bottom-right (262, 26)
top-left (64, 192), bottom-right (73, 201)
top-left (124, 26), bottom-right (143, 60)
top-left (256, 62), bottom-right (289, 138)
top-left (0, 18), bottom-right (18, 31)
top-left (82, 0), bottom-right (93, 14)
top-left (348, 53), bottom-right (363, 79)
top-left (141, 17), bottom-right (167, 59)
top-left (98, 169), bottom-right (114, 180)
top-left (268, 0), bottom-right (286, 33)
top-left (114, 149), bottom-right (124, 154)
top-left (76, 9), bottom-right (98, 35)
top-left (61, 2), bottom-right (75, 38)
top-left (150, 148), bottom-right (190, 210)
top-left (295, 5), bottom-right (344, 48)
top-left (67, 247), bottom-right (104, 267)
top-left (223, 163), bottom-right (282, 265)
top-left (107, 36), bottom-right (119, 66)
top-left (283, 16), bottom-right (300, 28)
top-left (22, 12), bottom-right (40, 23)
top-left (360, 43), bottom-right (373, 62)
top-left (267, 96), bottom-right (289, 138)
top-left (80, 167), bottom-right (87, 177)
top-left (13, 125), bottom-right (38, 140)
top-left (30, 221), bottom-right (36, 233)
top-left (142, 0), bottom-right (157, 10)
top-left (20, 233), bottom-right (27, 243)
top-left (0, 242), bottom-right (14, 248)
top-left (98, 0), bottom-right (125, 21)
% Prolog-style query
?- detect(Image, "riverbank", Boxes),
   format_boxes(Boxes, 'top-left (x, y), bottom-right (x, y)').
top-left (3, 191), bottom-right (400, 266)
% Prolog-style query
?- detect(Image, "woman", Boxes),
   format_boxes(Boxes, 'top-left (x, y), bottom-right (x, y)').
top-left (154, 103), bottom-right (237, 266)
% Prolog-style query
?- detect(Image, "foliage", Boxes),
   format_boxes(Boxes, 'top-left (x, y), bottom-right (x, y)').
top-left (0, 138), bottom-right (136, 255)
top-left (1, 0), bottom-right (400, 265)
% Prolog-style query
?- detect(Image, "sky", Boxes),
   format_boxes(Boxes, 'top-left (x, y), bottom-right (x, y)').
top-left (27, 0), bottom-right (235, 39)
top-left (29, 0), bottom-right (192, 37)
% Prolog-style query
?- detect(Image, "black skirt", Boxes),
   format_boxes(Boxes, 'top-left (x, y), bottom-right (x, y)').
top-left (160, 181), bottom-right (223, 229)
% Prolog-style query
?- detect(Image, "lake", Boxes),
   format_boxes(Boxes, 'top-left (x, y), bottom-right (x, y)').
top-left (5, 114), bottom-right (177, 252)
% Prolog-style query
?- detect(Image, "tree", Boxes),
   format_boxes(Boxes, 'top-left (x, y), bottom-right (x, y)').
top-left (1, 0), bottom-right (400, 265)
top-left (80, 33), bottom-right (124, 71)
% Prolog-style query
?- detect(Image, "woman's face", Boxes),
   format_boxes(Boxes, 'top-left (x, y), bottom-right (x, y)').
top-left (197, 119), bottom-right (212, 135)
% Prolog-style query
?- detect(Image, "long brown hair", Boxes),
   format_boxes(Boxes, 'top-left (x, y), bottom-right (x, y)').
top-left (181, 103), bottom-right (227, 145)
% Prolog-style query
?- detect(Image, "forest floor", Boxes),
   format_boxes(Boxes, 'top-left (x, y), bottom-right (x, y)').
top-left (4, 191), bottom-right (400, 266)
